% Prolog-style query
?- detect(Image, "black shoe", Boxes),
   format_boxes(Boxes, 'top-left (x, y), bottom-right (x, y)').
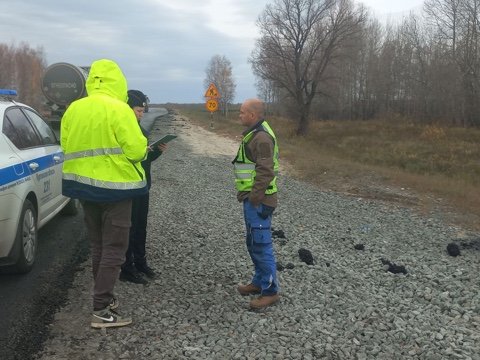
top-left (119, 268), bottom-right (148, 284)
top-left (135, 263), bottom-right (156, 279)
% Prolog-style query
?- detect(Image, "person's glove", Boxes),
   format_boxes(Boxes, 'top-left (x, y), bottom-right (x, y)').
top-left (258, 204), bottom-right (275, 219)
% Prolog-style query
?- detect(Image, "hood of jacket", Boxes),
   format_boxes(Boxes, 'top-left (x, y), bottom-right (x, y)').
top-left (85, 59), bottom-right (128, 102)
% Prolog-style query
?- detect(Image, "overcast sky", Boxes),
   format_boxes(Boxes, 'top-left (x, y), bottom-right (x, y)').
top-left (0, 0), bottom-right (423, 103)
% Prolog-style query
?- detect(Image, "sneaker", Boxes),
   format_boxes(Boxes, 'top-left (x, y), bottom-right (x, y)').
top-left (237, 283), bottom-right (261, 296)
top-left (119, 268), bottom-right (148, 285)
top-left (135, 263), bottom-right (156, 279)
top-left (250, 294), bottom-right (280, 310)
top-left (108, 297), bottom-right (119, 310)
top-left (91, 308), bottom-right (132, 329)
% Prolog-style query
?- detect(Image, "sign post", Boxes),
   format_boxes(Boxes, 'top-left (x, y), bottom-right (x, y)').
top-left (204, 83), bottom-right (220, 128)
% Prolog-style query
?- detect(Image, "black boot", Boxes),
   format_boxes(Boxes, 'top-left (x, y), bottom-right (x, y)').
top-left (119, 266), bottom-right (148, 284)
top-left (135, 263), bottom-right (156, 279)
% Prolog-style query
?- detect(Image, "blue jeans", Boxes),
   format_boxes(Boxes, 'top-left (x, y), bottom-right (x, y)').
top-left (243, 199), bottom-right (279, 295)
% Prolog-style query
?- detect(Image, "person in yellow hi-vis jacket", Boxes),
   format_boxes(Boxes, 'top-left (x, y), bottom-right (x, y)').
top-left (61, 59), bottom-right (148, 329)
top-left (233, 98), bottom-right (280, 310)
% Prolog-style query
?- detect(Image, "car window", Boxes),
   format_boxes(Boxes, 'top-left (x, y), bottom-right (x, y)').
top-left (2, 116), bottom-right (28, 149)
top-left (4, 107), bottom-right (42, 149)
top-left (23, 108), bottom-right (58, 145)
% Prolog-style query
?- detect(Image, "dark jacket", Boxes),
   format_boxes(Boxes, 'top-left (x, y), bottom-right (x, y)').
top-left (139, 125), bottom-right (162, 189)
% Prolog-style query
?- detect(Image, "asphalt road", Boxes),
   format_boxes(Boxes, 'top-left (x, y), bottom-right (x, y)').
top-left (0, 209), bottom-right (87, 360)
top-left (0, 108), bottom-right (168, 360)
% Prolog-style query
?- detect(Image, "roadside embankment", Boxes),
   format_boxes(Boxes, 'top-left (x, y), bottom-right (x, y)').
top-left (36, 111), bottom-right (480, 359)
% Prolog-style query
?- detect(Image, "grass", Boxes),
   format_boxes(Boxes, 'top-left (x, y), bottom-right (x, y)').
top-left (168, 103), bottom-right (480, 231)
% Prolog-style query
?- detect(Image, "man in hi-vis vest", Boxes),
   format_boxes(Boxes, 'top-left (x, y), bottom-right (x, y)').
top-left (61, 59), bottom-right (148, 329)
top-left (233, 98), bottom-right (280, 309)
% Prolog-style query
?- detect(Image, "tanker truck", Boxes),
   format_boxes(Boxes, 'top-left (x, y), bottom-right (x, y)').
top-left (41, 62), bottom-right (89, 125)
top-left (41, 62), bottom-right (150, 121)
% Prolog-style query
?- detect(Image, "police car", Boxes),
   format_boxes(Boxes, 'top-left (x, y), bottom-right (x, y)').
top-left (0, 89), bottom-right (77, 273)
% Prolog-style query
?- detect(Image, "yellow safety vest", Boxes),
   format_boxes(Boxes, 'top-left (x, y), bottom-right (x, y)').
top-left (233, 120), bottom-right (279, 194)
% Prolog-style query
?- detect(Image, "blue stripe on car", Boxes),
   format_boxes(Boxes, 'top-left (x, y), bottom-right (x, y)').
top-left (0, 152), bottom-right (63, 187)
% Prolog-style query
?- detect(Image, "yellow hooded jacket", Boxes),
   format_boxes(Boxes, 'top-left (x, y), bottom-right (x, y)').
top-left (61, 59), bottom-right (148, 202)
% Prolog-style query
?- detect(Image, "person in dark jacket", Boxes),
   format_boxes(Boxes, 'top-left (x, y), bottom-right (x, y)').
top-left (120, 90), bottom-right (167, 284)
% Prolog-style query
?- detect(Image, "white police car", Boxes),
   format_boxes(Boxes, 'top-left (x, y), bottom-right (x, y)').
top-left (0, 89), bottom-right (77, 273)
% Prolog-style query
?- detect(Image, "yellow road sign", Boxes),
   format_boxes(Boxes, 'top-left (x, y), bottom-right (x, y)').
top-left (204, 83), bottom-right (220, 98)
top-left (205, 98), bottom-right (218, 112)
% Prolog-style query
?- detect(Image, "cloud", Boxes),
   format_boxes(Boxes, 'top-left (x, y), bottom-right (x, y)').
top-left (359, 0), bottom-right (423, 16)
top-left (0, 0), bottom-right (424, 103)
top-left (204, 0), bottom-right (261, 40)
top-left (0, 0), bottom-right (272, 103)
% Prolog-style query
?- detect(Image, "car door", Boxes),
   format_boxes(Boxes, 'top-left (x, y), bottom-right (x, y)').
top-left (22, 108), bottom-right (65, 212)
top-left (3, 107), bottom-right (61, 223)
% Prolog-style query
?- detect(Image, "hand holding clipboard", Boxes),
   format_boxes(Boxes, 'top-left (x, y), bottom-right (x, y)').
top-left (150, 134), bottom-right (177, 147)
top-left (148, 134), bottom-right (177, 152)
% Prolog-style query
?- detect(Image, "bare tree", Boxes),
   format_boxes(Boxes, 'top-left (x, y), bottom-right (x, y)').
top-left (424, 0), bottom-right (480, 125)
top-left (204, 55), bottom-right (236, 117)
top-left (356, 18), bottom-right (384, 119)
top-left (457, 0), bottom-right (480, 125)
top-left (320, 14), bottom-right (381, 120)
top-left (255, 77), bottom-right (281, 115)
top-left (247, 0), bottom-right (480, 127)
top-left (250, 0), bottom-right (366, 135)
top-left (0, 43), bottom-right (15, 89)
top-left (0, 42), bottom-right (46, 110)
top-left (424, 0), bottom-right (462, 57)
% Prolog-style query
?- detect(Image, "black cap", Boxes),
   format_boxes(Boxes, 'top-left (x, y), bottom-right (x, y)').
top-left (127, 89), bottom-right (147, 108)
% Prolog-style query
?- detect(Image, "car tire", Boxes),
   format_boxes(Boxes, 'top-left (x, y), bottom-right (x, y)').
top-left (61, 198), bottom-right (79, 216)
top-left (13, 199), bottom-right (37, 274)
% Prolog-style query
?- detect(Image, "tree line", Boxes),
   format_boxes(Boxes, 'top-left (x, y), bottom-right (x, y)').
top-left (0, 42), bottom-right (46, 110)
top-left (251, 0), bottom-right (480, 135)
top-left (3, 0), bottom-right (479, 136)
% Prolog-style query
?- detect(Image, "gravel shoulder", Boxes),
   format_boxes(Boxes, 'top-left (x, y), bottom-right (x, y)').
top-left (35, 112), bottom-right (480, 360)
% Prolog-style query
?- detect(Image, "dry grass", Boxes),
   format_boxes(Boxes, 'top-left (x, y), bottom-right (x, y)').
top-left (170, 104), bottom-right (480, 231)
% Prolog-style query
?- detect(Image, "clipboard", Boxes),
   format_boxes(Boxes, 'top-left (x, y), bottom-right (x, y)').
top-left (149, 134), bottom-right (177, 147)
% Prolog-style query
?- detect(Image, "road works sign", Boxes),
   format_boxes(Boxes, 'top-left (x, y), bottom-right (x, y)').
top-left (204, 83), bottom-right (219, 98)
top-left (205, 98), bottom-right (218, 112)
top-left (204, 83), bottom-right (220, 113)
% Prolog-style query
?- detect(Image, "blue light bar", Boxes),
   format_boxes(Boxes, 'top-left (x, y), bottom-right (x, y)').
top-left (0, 89), bottom-right (17, 96)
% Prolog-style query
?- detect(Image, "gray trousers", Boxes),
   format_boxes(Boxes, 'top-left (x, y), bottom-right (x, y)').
top-left (82, 199), bottom-right (132, 310)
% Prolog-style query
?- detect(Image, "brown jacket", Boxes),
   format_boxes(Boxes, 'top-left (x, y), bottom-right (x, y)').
top-left (236, 122), bottom-right (278, 208)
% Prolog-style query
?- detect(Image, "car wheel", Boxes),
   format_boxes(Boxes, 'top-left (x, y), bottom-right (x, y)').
top-left (14, 199), bottom-right (37, 273)
top-left (61, 198), bottom-right (79, 216)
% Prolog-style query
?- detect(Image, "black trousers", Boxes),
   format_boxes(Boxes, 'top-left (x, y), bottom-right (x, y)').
top-left (123, 192), bottom-right (149, 269)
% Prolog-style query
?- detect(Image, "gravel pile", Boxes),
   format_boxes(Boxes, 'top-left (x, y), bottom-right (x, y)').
top-left (37, 112), bottom-right (480, 359)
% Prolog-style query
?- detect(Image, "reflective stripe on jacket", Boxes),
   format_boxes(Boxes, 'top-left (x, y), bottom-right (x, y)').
top-left (233, 120), bottom-right (279, 194)
top-left (60, 59), bottom-right (148, 202)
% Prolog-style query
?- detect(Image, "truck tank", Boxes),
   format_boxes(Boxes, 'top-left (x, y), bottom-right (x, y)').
top-left (41, 63), bottom-right (89, 120)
